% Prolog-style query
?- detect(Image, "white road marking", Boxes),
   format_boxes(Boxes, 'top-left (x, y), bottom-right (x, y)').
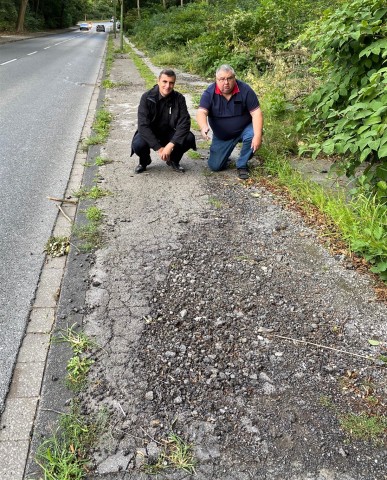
top-left (1, 58), bottom-right (17, 65)
top-left (27, 51), bottom-right (38, 55)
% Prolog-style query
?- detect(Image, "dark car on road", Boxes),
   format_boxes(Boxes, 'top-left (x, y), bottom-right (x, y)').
top-left (96, 24), bottom-right (105, 32)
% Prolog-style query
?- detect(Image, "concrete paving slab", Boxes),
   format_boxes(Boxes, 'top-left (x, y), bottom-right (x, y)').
top-left (0, 440), bottom-right (29, 479)
top-left (33, 267), bottom-right (63, 308)
top-left (8, 362), bottom-right (45, 398)
top-left (17, 333), bottom-right (50, 364)
top-left (0, 397), bottom-right (37, 441)
top-left (27, 307), bottom-right (55, 334)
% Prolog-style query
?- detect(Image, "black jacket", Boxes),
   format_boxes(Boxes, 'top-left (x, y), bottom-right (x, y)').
top-left (136, 85), bottom-right (192, 151)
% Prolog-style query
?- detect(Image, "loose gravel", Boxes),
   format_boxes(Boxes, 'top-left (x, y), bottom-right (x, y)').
top-left (79, 39), bottom-right (386, 480)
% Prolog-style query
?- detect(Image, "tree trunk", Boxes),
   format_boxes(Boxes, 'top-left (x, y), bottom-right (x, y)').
top-left (16, 0), bottom-right (29, 33)
top-left (137, 0), bottom-right (141, 18)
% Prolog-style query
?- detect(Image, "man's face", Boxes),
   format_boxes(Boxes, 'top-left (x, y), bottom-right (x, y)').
top-left (216, 71), bottom-right (236, 95)
top-left (158, 74), bottom-right (176, 97)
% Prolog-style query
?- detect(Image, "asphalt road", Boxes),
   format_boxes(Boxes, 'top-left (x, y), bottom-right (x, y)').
top-left (0, 28), bottom-right (107, 412)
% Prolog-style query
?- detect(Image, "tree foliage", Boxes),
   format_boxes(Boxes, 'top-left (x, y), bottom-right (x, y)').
top-left (0, 0), bottom-right (113, 31)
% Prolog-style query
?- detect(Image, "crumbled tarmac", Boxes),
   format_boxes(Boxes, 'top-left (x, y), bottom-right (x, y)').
top-left (42, 37), bottom-right (387, 479)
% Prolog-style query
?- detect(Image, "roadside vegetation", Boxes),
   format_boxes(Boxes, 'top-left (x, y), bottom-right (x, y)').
top-left (126, 0), bottom-right (387, 283)
top-left (34, 326), bottom-right (101, 478)
top-left (83, 108), bottom-right (112, 148)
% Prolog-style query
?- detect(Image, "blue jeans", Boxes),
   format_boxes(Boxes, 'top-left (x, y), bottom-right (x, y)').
top-left (208, 123), bottom-right (254, 171)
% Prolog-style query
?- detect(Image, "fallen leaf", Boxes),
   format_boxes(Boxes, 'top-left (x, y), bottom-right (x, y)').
top-left (368, 339), bottom-right (380, 346)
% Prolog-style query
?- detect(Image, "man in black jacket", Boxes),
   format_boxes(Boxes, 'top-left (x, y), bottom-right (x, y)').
top-left (131, 69), bottom-right (196, 174)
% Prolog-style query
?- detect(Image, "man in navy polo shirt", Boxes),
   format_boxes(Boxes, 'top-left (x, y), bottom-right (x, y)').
top-left (196, 65), bottom-right (263, 179)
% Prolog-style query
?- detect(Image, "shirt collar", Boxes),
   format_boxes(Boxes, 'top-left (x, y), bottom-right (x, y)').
top-left (215, 81), bottom-right (240, 95)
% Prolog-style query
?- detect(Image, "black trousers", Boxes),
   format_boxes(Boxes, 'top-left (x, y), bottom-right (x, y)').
top-left (131, 131), bottom-right (196, 166)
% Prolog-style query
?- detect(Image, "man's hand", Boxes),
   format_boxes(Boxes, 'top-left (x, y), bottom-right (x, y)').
top-left (200, 127), bottom-right (211, 140)
top-left (251, 108), bottom-right (264, 153)
top-left (158, 142), bottom-right (174, 161)
top-left (197, 109), bottom-right (211, 140)
top-left (251, 134), bottom-right (262, 153)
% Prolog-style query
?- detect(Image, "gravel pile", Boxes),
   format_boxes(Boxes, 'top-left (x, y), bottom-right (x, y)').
top-left (134, 177), bottom-right (386, 479)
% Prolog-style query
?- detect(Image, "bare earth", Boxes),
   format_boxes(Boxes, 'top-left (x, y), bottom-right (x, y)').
top-left (48, 38), bottom-right (387, 479)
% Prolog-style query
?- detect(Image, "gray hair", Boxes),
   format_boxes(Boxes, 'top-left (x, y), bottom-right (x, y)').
top-left (216, 64), bottom-right (235, 77)
top-left (159, 69), bottom-right (176, 79)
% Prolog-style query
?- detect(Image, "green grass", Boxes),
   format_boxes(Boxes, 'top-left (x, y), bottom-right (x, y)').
top-left (54, 325), bottom-right (97, 391)
top-left (143, 432), bottom-right (196, 475)
top-left (85, 206), bottom-right (103, 223)
top-left (187, 150), bottom-right (202, 159)
top-left (253, 152), bottom-right (387, 280)
top-left (72, 185), bottom-right (111, 200)
top-left (208, 196), bottom-right (222, 208)
top-left (94, 156), bottom-right (113, 166)
top-left (36, 401), bottom-right (108, 480)
top-left (124, 43), bottom-right (156, 89)
top-left (105, 34), bottom-right (114, 76)
top-left (101, 79), bottom-right (118, 89)
top-left (72, 223), bottom-right (102, 252)
top-left (339, 413), bottom-right (387, 444)
top-left (83, 108), bottom-right (112, 148)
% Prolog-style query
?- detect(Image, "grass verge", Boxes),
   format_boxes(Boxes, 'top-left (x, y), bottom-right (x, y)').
top-left (123, 43), bottom-right (156, 89)
top-left (252, 151), bottom-right (387, 284)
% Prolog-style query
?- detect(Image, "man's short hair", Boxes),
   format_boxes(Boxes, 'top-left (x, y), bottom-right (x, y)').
top-left (159, 69), bottom-right (176, 79)
top-left (216, 64), bottom-right (235, 77)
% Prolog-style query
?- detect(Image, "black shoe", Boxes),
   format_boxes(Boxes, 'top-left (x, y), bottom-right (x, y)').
top-left (135, 164), bottom-right (146, 174)
top-left (166, 160), bottom-right (185, 173)
top-left (237, 168), bottom-right (249, 180)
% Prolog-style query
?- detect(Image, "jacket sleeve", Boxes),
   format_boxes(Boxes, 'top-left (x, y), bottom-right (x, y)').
top-left (170, 93), bottom-right (191, 146)
top-left (137, 92), bottom-right (163, 151)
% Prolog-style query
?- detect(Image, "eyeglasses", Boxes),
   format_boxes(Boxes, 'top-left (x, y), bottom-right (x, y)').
top-left (216, 76), bottom-right (235, 83)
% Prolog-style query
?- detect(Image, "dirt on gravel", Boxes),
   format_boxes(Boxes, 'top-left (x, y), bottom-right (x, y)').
top-left (77, 37), bottom-right (386, 480)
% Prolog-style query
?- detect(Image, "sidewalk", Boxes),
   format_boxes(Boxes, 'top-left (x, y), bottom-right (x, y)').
top-left (2, 32), bottom-right (387, 480)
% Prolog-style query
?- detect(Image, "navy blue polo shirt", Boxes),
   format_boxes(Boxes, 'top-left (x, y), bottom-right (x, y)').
top-left (199, 80), bottom-right (260, 140)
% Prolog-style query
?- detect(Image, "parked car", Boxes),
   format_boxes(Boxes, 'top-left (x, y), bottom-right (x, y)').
top-left (79, 23), bottom-right (89, 31)
top-left (96, 24), bottom-right (105, 32)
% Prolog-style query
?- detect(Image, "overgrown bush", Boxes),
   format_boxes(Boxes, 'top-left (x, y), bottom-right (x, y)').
top-left (299, 0), bottom-right (387, 202)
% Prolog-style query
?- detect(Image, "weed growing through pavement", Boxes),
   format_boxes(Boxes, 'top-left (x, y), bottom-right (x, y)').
top-left (208, 196), bottom-right (222, 208)
top-left (85, 205), bottom-right (103, 223)
top-left (94, 156), bottom-right (113, 166)
top-left (83, 108), bottom-right (112, 148)
top-left (36, 400), bottom-right (108, 480)
top-left (54, 325), bottom-right (97, 391)
top-left (102, 79), bottom-right (118, 89)
top-left (44, 236), bottom-right (70, 257)
top-left (72, 185), bottom-right (111, 200)
top-left (73, 222), bottom-right (102, 252)
top-left (188, 150), bottom-right (202, 160)
top-left (143, 432), bottom-right (196, 475)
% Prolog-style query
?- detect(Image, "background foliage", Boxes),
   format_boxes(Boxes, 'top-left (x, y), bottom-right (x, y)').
top-left (299, 0), bottom-right (387, 203)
